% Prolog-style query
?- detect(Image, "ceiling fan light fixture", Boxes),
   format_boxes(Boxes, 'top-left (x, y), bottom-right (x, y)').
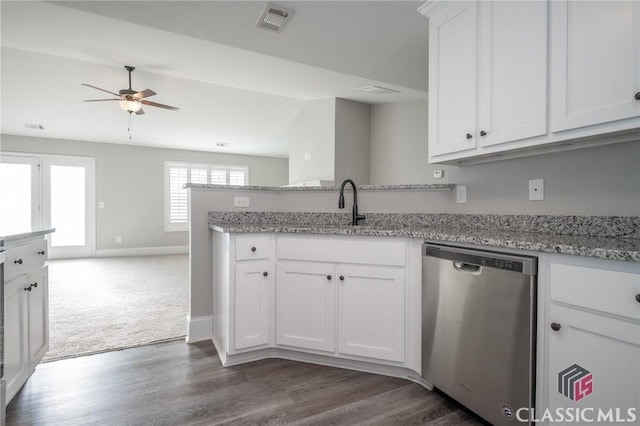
top-left (119, 99), bottom-right (142, 113)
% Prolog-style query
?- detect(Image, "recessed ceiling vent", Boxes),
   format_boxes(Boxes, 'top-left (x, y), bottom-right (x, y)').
top-left (357, 85), bottom-right (401, 95)
top-left (23, 123), bottom-right (45, 130)
top-left (256, 3), bottom-right (294, 33)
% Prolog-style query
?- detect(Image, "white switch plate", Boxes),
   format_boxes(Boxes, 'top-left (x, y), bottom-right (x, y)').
top-left (304, 152), bottom-right (311, 160)
top-left (98, 201), bottom-right (105, 209)
top-left (529, 179), bottom-right (544, 201)
top-left (433, 170), bottom-right (444, 179)
top-left (116, 236), bottom-right (122, 243)
top-left (234, 196), bottom-right (250, 207)
top-left (456, 185), bottom-right (467, 204)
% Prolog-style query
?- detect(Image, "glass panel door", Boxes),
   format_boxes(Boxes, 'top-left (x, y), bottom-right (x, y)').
top-left (42, 156), bottom-right (95, 259)
top-left (0, 154), bottom-right (39, 236)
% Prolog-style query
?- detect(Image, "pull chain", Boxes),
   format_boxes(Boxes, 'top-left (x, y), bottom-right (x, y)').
top-left (127, 111), bottom-right (133, 140)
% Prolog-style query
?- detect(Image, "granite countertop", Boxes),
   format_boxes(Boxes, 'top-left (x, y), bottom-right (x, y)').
top-left (0, 228), bottom-right (55, 245)
top-left (186, 183), bottom-right (454, 191)
top-left (208, 212), bottom-right (640, 262)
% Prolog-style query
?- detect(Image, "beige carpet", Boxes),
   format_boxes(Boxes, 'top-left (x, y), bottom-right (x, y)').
top-left (44, 254), bottom-right (189, 361)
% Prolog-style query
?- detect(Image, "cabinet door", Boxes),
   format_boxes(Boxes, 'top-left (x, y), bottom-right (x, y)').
top-left (276, 261), bottom-right (335, 352)
top-left (477, 1), bottom-right (547, 147)
top-left (234, 261), bottom-right (270, 350)
top-left (547, 304), bottom-right (640, 416)
top-left (4, 276), bottom-right (29, 403)
top-left (428, 1), bottom-right (478, 156)
top-left (337, 265), bottom-right (405, 362)
top-left (550, 0), bottom-right (640, 131)
top-left (26, 266), bottom-right (49, 364)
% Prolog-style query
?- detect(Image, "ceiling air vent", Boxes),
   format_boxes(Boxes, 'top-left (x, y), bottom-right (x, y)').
top-left (357, 85), bottom-right (401, 95)
top-left (256, 3), bottom-right (294, 33)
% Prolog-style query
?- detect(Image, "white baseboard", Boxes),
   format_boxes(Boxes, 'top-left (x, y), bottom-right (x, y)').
top-left (95, 245), bottom-right (188, 258)
top-left (186, 315), bottom-right (213, 343)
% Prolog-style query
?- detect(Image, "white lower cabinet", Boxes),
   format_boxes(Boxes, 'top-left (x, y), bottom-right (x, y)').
top-left (276, 261), bottom-right (336, 352)
top-left (538, 257), bottom-right (640, 424)
top-left (337, 264), bottom-right (405, 362)
top-left (234, 261), bottom-right (271, 350)
top-left (213, 232), bottom-right (411, 369)
top-left (4, 265), bottom-right (49, 403)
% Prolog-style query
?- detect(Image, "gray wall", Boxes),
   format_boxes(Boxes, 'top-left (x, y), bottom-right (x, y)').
top-left (334, 99), bottom-right (371, 185)
top-left (1, 134), bottom-right (288, 250)
top-left (369, 101), bottom-right (640, 216)
top-left (287, 98), bottom-right (336, 185)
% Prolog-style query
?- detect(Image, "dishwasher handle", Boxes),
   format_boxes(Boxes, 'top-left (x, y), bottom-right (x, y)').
top-left (453, 261), bottom-right (481, 273)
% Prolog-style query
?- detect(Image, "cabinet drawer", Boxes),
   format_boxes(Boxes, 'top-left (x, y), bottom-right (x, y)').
top-left (235, 236), bottom-right (270, 260)
top-left (550, 263), bottom-right (640, 319)
top-left (277, 236), bottom-right (406, 266)
top-left (5, 239), bottom-right (47, 282)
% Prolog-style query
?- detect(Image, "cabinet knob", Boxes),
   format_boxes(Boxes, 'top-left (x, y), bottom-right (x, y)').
top-left (263, 272), bottom-right (268, 277)
top-left (14, 258), bottom-right (23, 265)
top-left (550, 322), bottom-right (561, 331)
top-left (339, 275), bottom-right (345, 281)
top-left (635, 294), bottom-right (640, 303)
top-left (37, 250), bottom-right (46, 255)
top-left (465, 133), bottom-right (473, 139)
top-left (24, 285), bottom-right (32, 292)
top-left (32, 282), bottom-right (38, 288)
top-left (479, 130), bottom-right (487, 136)
top-left (251, 246), bottom-right (256, 252)
top-left (326, 275), bottom-right (332, 280)
top-left (635, 92), bottom-right (640, 100)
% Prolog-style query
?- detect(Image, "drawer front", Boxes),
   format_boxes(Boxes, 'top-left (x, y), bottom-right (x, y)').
top-left (550, 263), bottom-right (640, 319)
top-left (235, 236), bottom-right (270, 261)
top-left (277, 236), bottom-right (406, 266)
top-left (5, 240), bottom-right (47, 281)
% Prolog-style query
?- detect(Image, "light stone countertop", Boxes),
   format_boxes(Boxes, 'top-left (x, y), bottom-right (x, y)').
top-left (0, 228), bottom-right (55, 245)
top-left (208, 213), bottom-right (640, 263)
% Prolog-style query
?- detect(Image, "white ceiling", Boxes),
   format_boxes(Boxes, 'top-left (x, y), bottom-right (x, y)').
top-left (1, 1), bottom-right (428, 158)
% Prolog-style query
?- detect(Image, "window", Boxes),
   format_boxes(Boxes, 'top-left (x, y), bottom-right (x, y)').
top-left (164, 161), bottom-right (249, 231)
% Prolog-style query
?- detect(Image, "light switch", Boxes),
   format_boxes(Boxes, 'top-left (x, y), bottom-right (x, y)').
top-left (456, 185), bottom-right (467, 204)
top-left (98, 202), bottom-right (105, 209)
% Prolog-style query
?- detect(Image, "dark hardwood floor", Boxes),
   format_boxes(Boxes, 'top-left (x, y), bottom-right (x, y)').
top-left (7, 340), bottom-right (482, 425)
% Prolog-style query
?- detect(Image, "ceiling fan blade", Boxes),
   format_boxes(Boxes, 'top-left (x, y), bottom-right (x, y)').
top-left (133, 89), bottom-right (156, 99)
top-left (83, 99), bottom-right (120, 102)
top-left (140, 100), bottom-right (180, 111)
top-left (81, 83), bottom-right (120, 97)
top-left (135, 108), bottom-right (145, 115)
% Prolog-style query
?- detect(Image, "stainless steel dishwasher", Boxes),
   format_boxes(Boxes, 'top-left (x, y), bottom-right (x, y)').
top-left (422, 243), bottom-right (537, 426)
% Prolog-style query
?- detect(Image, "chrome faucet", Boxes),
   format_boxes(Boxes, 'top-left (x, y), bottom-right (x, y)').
top-left (338, 179), bottom-right (366, 226)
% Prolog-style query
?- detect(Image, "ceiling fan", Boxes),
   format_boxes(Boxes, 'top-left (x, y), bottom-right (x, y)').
top-left (82, 65), bottom-right (180, 115)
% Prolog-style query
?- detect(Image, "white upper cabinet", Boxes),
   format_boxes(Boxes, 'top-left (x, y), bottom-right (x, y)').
top-left (425, 0), bottom-right (548, 158)
top-left (550, 0), bottom-right (640, 132)
top-left (428, 1), bottom-right (478, 156)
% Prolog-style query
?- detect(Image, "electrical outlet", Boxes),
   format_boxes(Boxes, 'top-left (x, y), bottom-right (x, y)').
top-left (433, 170), bottom-right (444, 179)
top-left (304, 152), bottom-right (311, 160)
top-left (98, 201), bottom-right (105, 209)
top-left (456, 185), bottom-right (467, 204)
top-left (234, 196), bottom-right (250, 208)
top-left (529, 179), bottom-right (544, 201)
top-left (116, 236), bottom-right (122, 243)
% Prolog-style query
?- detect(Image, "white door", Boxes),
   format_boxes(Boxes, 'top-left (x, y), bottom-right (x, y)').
top-left (477, 0), bottom-right (548, 147)
top-left (42, 156), bottom-right (95, 259)
top-left (0, 154), bottom-right (40, 236)
top-left (276, 261), bottom-right (336, 352)
top-left (234, 261), bottom-right (271, 350)
top-left (547, 304), bottom-right (640, 416)
top-left (428, 1), bottom-right (478, 156)
top-left (337, 264), bottom-right (405, 362)
top-left (550, 0), bottom-right (640, 131)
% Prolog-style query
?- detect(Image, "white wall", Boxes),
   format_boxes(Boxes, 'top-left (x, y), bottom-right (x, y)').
top-left (334, 99), bottom-right (371, 185)
top-left (287, 98), bottom-right (336, 185)
top-left (1, 134), bottom-right (288, 251)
